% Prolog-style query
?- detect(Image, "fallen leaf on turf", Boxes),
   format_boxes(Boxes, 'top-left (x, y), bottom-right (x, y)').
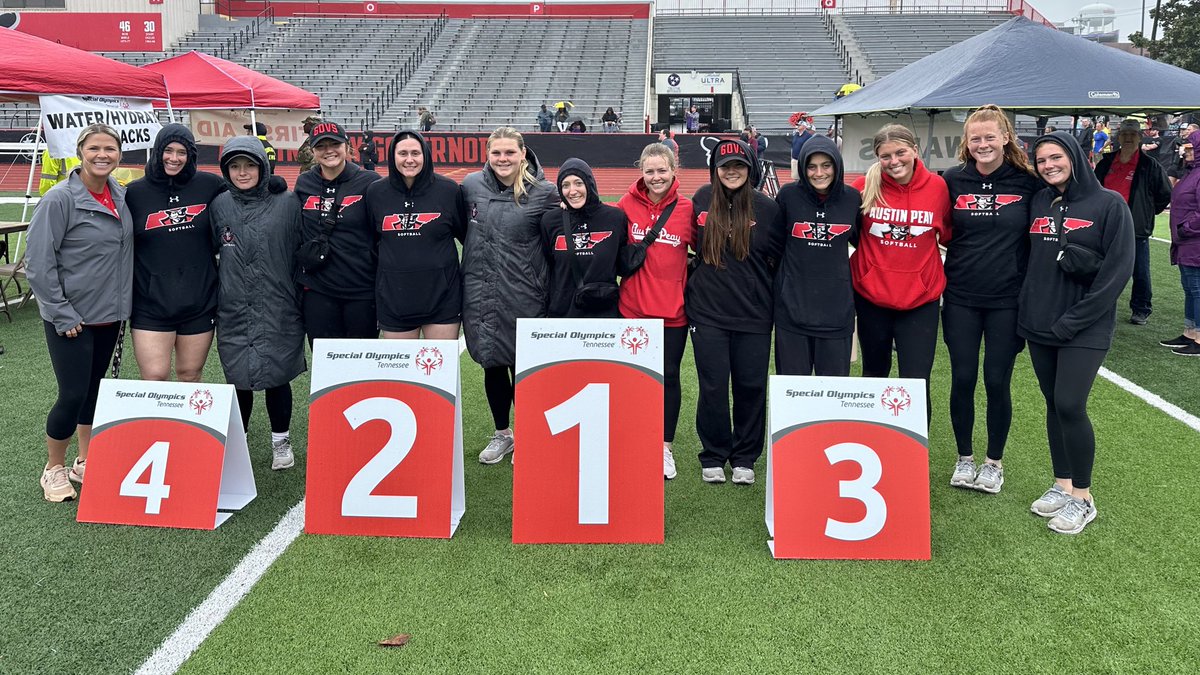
top-left (378, 634), bottom-right (411, 648)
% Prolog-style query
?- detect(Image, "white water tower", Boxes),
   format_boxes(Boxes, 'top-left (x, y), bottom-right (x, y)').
top-left (1075, 3), bottom-right (1117, 39)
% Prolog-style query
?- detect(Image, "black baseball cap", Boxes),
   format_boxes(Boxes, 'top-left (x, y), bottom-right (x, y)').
top-left (310, 121), bottom-right (349, 145)
top-left (242, 122), bottom-right (268, 135)
top-left (714, 141), bottom-right (752, 168)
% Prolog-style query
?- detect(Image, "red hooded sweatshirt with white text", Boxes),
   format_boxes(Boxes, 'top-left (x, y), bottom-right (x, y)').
top-left (616, 177), bottom-right (695, 327)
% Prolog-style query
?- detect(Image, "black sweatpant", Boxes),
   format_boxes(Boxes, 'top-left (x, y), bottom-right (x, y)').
top-left (855, 295), bottom-right (940, 421)
top-left (484, 365), bottom-right (516, 431)
top-left (774, 327), bottom-right (852, 376)
top-left (236, 384), bottom-right (293, 435)
top-left (1027, 342), bottom-right (1107, 490)
top-left (663, 326), bottom-right (688, 443)
top-left (942, 303), bottom-right (1024, 460)
top-left (302, 289), bottom-right (378, 346)
top-left (691, 323), bottom-right (771, 469)
top-left (43, 321), bottom-right (121, 440)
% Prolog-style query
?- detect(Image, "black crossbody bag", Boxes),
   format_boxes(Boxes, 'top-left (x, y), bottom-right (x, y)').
top-left (1052, 196), bottom-right (1104, 285)
top-left (297, 184), bottom-right (345, 272)
top-left (620, 199), bottom-right (676, 275)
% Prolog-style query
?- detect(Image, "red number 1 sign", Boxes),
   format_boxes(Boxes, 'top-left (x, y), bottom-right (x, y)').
top-left (77, 380), bottom-right (255, 529)
top-left (305, 339), bottom-right (464, 538)
top-left (766, 376), bottom-right (930, 560)
top-left (513, 319), bottom-right (664, 544)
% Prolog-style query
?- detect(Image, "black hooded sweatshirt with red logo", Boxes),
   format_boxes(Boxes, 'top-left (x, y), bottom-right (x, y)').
top-left (294, 158), bottom-right (382, 300)
top-left (942, 158), bottom-right (1042, 308)
top-left (1018, 131), bottom-right (1134, 349)
top-left (687, 139), bottom-right (785, 334)
top-left (364, 130), bottom-right (467, 330)
top-left (126, 123), bottom-right (226, 324)
top-left (539, 158), bottom-right (628, 318)
top-left (774, 135), bottom-right (861, 338)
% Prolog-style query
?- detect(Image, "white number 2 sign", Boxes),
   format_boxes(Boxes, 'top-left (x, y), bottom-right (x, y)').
top-left (341, 397), bottom-right (418, 519)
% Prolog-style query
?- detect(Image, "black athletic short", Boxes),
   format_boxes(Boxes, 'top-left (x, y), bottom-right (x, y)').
top-left (130, 310), bottom-right (216, 335)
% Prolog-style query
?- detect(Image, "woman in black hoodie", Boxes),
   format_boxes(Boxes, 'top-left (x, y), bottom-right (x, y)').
top-left (125, 124), bottom-right (225, 382)
top-left (1020, 131), bottom-right (1134, 535)
top-left (941, 105), bottom-right (1042, 495)
top-left (540, 158), bottom-right (627, 318)
top-left (688, 139), bottom-right (784, 485)
top-left (773, 134), bottom-right (860, 376)
top-left (365, 130), bottom-right (467, 338)
top-left (294, 121), bottom-right (382, 344)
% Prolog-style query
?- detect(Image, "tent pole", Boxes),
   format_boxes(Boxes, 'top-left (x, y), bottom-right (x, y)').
top-left (250, 109), bottom-right (258, 133)
top-left (15, 120), bottom-right (44, 261)
top-left (167, 98), bottom-right (177, 124)
top-left (922, 112), bottom-right (935, 164)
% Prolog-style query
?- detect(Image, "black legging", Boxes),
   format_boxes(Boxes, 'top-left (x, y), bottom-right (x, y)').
top-left (236, 384), bottom-right (293, 434)
top-left (942, 303), bottom-right (1024, 460)
top-left (1027, 342), bottom-right (1107, 490)
top-left (43, 321), bottom-right (121, 440)
top-left (854, 295), bottom-right (940, 421)
top-left (302, 289), bottom-right (378, 346)
top-left (484, 365), bottom-right (516, 431)
top-left (774, 327), bottom-right (853, 376)
top-left (663, 326), bottom-right (688, 443)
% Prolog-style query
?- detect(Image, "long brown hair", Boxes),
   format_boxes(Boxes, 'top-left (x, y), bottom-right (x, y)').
top-left (702, 172), bottom-right (754, 268)
top-left (956, 104), bottom-right (1033, 174)
top-left (487, 126), bottom-right (540, 204)
top-left (860, 124), bottom-right (919, 214)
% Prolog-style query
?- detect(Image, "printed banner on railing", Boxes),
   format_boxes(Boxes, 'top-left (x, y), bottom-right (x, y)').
top-left (189, 109), bottom-right (312, 151)
top-left (39, 95), bottom-right (162, 159)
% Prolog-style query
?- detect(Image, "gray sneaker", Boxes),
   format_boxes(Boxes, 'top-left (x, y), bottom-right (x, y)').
top-left (731, 467), bottom-right (755, 485)
top-left (973, 463), bottom-right (1004, 494)
top-left (701, 467), bottom-right (726, 484)
top-left (1048, 497), bottom-right (1097, 535)
top-left (271, 438), bottom-right (295, 471)
top-left (1030, 484), bottom-right (1071, 517)
top-left (478, 432), bottom-right (514, 465)
top-left (950, 458), bottom-right (976, 488)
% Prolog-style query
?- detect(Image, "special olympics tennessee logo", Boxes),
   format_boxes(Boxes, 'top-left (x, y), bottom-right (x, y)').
top-left (880, 386), bottom-right (911, 417)
top-left (415, 347), bottom-right (444, 375)
top-left (620, 326), bottom-right (650, 355)
top-left (189, 389), bottom-right (214, 416)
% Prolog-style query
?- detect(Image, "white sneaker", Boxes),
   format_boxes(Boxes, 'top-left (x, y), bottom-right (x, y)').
top-left (731, 467), bottom-right (755, 485)
top-left (68, 457), bottom-right (86, 484)
top-left (271, 438), bottom-right (295, 470)
top-left (663, 446), bottom-right (677, 480)
top-left (479, 432), bottom-right (514, 465)
top-left (701, 467), bottom-right (726, 483)
top-left (950, 457), bottom-right (976, 488)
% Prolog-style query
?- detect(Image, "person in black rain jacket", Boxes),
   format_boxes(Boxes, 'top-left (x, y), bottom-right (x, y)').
top-left (1019, 131), bottom-right (1134, 536)
top-left (540, 158), bottom-right (627, 318)
top-left (688, 138), bottom-right (785, 486)
top-left (366, 130), bottom-right (467, 338)
top-left (773, 134), bottom-right (860, 376)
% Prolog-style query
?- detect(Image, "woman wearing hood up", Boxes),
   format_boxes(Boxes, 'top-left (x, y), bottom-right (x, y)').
top-left (540, 158), bottom-right (627, 319)
top-left (617, 142), bottom-right (696, 480)
top-left (125, 124), bottom-right (226, 383)
top-left (1020, 131), bottom-right (1134, 535)
top-left (940, 105), bottom-right (1042, 495)
top-left (688, 138), bottom-right (785, 485)
top-left (461, 126), bottom-right (559, 465)
top-left (774, 134), bottom-right (860, 377)
top-left (366, 130), bottom-right (467, 338)
top-left (1164, 130), bottom-right (1200, 356)
top-left (851, 124), bottom-right (952, 422)
top-left (210, 136), bottom-right (306, 472)
top-left (293, 121), bottom-right (382, 344)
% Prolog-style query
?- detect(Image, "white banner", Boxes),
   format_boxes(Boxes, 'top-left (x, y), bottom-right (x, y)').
top-left (39, 95), bottom-right (162, 159)
top-left (842, 114), bottom-right (969, 173)
top-left (189, 109), bottom-right (311, 151)
top-left (654, 71), bottom-right (734, 96)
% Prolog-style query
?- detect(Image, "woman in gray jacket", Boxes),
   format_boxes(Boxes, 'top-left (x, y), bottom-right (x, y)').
top-left (461, 126), bottom-right (558, 464)
top-left (27, 124), bottom-right (133, 502)
top-left (211, 136), bottom-right (306, 471)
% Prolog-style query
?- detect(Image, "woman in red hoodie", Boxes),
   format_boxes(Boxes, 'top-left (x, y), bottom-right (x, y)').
top-left (851, 124), bottom-right (951, 418)
top-left (617, 143), bottom-right (695, 480)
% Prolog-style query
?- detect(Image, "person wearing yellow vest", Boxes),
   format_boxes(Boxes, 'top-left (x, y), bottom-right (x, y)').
top-left (39, 150), bottom-right (81, 196)
top-left (242, 122), bottom-right (277, 173)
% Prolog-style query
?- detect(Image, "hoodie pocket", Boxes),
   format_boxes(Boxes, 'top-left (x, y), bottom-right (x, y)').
top-left (377, 264), bottom-right (459, 322)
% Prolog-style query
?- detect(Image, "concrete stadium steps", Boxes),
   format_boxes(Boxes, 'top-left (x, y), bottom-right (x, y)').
top-left (840, 12), bottom-right (1013, 79)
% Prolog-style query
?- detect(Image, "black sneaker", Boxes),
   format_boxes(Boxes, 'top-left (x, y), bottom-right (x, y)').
top-left (1130, 312), bottom-right (1149, 325)
top-left (1160, 335), bottom-right (1192, 347)
top-left (1172, 342), bottom-right (1200, 356)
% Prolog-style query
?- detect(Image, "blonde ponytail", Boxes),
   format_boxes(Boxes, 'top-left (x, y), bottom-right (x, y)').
top-left (860, 162), bottom-right (885, 214)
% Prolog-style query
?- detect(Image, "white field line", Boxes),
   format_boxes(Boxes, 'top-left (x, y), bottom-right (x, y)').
top-left (1098, 366), bottom-right (1200, 433)
top-left (1151, 236), bottom-right (1170, 244)
top-left (138, 336), bottom-right (470, 673)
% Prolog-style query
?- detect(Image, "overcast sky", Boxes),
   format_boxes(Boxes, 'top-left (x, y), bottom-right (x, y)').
top-left (1028, 0), bottom-right (1157, 39)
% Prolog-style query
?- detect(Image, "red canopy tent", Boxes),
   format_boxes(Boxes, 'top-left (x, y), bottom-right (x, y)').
top-left (142, 51), bottom-right (319, 110)
top-left (0, 28), bottom-right (169, 102)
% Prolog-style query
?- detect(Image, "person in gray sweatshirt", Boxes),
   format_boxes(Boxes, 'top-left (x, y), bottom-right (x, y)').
top-left (26, 123), bottom-right (133, 503)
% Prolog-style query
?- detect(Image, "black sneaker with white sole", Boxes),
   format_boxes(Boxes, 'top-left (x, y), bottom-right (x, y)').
top-left (1160, 335), bottom-right (1192, 348)
top-left (1130, 312), bottom-right (1149, 325)
top-left (1173, 342), bottom-right (1200, 356)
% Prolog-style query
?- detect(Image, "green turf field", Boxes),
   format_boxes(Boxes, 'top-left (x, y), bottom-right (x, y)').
top-left (1, 215), bottom-right (1198, 673)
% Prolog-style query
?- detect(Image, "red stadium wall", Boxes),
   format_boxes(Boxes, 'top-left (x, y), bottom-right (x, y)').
top-left (224, 1), bottom-right (650, 19)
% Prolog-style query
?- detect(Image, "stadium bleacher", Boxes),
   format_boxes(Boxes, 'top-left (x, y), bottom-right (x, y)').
top-left (840, 12), bottom-right (1013, 79)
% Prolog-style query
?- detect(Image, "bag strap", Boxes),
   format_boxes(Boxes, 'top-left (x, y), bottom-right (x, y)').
top-left (317, 181), bottom-right (347, 239)
top-left (646, 198), bottom-right (677, 242)
top-left (1051, 196), bottom-right (1067, 253)
top-left (561, 210), bottom-right (587, 291)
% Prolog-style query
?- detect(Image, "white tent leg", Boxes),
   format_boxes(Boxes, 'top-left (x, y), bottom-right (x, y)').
top-left (15, 121), bottom-right (44, 259)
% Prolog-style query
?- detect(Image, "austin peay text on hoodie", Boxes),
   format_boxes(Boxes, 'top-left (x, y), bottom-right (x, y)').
top-left (941, 160), bottom-right (1042, 308)
top-left (294, 161), bottom-right (382, 300)
top-left (1017, 131), bottom-right (1135, 349)
top-left (366, 130), bottom-right (468, 329)
top-left (774, 135), bottom-right (861, 337)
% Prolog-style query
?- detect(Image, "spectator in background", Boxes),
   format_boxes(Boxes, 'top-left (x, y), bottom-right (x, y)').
top-left (38, 150), bottom-right (80, 196)
top-left (602, 107), bottom-right (620, 133)
top-left (1045, 125), bottom-right (1058, 133)
top-left (1075, 117), bottom-right (1095, 163)
top-left (555, 105), bottom-right (570, 132)
top-left (536, 104), bottom-right (554, 132)
top-left (1164, 129), bottom-right (1200, 355)
top-left (749, 125), bottom-right (767, 158)
top-left (685, 105), bottom-right (700, 134)
top-left (1095, 119), bottom-right (1172, 326)
top-left (659, 128), bottom-right (679, 161)
top-left (418, 106), bottom-right (436, 132)
top-left (1092, 118), bottom-right (1111, 162)
top-left (296, 115), bottom-right (321, 174)
top-left (243, 122), bottom-right (277, 173)
top-left (360, 135), bottom-right (377, 171)
top-left (790, 114), bottom-right (815, 181)
top-left (1141, 123), bottom-right (1183, 186)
